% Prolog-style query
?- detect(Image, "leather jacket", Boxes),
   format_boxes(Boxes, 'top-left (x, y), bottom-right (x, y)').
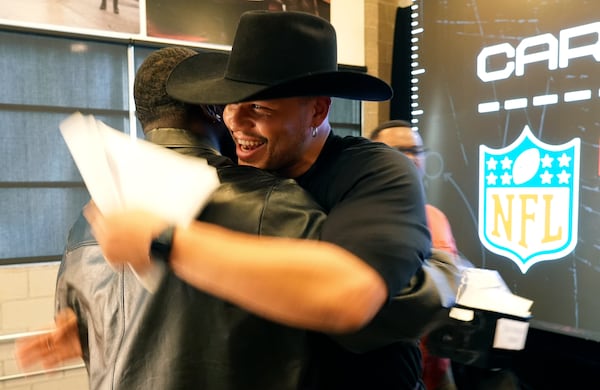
top-left (56, 128), bottom-right (326, 389)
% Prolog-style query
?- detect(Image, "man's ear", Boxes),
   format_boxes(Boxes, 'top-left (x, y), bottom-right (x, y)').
top-left (312, 96), bottom-right (332, 125)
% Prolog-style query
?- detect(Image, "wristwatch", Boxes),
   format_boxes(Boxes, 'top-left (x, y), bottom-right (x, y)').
top-left (150, 225), bottom-right (175, 263)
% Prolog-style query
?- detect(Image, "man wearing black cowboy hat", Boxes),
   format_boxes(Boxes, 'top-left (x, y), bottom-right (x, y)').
top-left (86, 11), bottom-right (431, 390)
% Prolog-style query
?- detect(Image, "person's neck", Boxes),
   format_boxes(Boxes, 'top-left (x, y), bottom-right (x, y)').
top-left (282, 123), bottom-right (331, 178)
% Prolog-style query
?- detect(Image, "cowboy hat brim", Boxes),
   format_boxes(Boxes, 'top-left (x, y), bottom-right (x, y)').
top-left (166, 52), bottom-right (393, 105)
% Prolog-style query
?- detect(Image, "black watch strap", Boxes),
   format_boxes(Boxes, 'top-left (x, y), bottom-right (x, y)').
top-left (150, 225), bottom-right (175, 263)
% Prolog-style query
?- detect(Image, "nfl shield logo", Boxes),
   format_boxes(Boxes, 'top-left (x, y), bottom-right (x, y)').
top-left (478, 126), bottom-right (581, 273)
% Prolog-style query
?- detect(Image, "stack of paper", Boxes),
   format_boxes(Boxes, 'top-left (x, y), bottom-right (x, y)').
top-left (449, 268), bottom-right (533, 350)
top-left (59, 112), bottom-right (220, 227)
top-left (454, 268), bottom-right (533, 318)
top-left (59, 112), bottom-right (222, 292)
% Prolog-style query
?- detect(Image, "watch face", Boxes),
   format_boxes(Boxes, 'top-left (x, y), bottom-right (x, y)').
top-left (150, 226), bottom-right (175, 263)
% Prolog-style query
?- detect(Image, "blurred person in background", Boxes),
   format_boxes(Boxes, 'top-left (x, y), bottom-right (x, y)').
top-left (370, 119), bottom-right (458, 390)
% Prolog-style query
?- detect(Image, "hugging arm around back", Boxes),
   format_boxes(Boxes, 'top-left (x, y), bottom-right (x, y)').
top-left (166, 139), bottom-right (432, 338)
top-left (167, 211), bottom-right (388, 334)
top-left (84, 174), bottom-right (389, 335)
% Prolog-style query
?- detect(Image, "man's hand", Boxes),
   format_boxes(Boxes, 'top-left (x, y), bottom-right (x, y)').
top-left (83, 201), bottom-right (168, 274)
top-left (15, 308), bottom-right (83, 371)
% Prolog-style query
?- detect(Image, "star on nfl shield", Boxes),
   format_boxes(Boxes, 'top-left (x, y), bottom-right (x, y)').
top-left (478, 125), bottom-right (581, 273)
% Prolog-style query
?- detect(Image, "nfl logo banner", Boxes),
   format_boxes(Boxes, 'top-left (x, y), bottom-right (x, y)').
top-left (478, 125), bottom-right (581, 273)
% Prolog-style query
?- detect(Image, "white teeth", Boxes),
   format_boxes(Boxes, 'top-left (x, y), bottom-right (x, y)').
top-left (237, 139), bottom-right (263, 148)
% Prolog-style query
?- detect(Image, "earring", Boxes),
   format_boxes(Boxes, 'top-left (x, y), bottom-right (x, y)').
top-left (311, 126), bottom-right (318, 137)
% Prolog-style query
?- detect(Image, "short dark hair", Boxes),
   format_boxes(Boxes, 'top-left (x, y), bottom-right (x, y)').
top-left (134, 47), bottom-right (222, 126)
top-left (369, 119), bottom-right (413, 140)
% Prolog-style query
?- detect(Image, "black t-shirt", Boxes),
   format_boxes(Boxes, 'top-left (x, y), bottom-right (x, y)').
top-left (297, 133), bottom-right (431, 389)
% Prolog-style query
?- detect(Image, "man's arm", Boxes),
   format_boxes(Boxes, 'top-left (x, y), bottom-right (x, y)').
top-left (84, 202), bottom-right (387, 334)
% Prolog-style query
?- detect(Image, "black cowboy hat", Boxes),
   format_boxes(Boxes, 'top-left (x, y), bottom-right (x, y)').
top-left (166, 10), bottom-right (393, 104)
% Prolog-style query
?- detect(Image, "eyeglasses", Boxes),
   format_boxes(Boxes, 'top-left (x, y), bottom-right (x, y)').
top-left (395, 146), bottom-right (429, 155)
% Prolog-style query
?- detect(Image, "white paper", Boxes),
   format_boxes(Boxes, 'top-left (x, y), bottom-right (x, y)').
top-left (59, 113), bottom-right (123, 212)
top-left (493, 318), bottom-right (530, 350)
top-left (448, 306), bottom-right (475, 322)
top-left (60, 112), bottom-right (220, 227)
top-left (60, 112), bottom-right (221, 293)
top-left (455, 268), bottom-right (533, 318)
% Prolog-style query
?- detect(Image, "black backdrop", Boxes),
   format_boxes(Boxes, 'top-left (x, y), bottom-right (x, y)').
top-left (391, 1), bottom-right (600, 386)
